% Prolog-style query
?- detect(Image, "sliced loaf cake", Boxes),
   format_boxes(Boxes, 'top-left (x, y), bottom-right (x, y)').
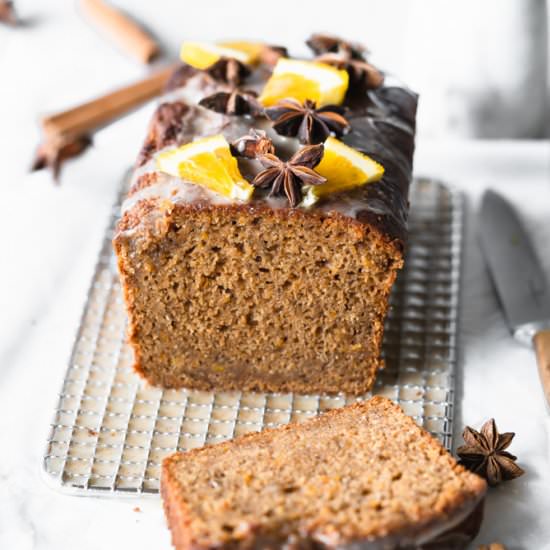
top-left (114, 36), bottom-right (418, 395)
top-left (161, 397), bottom-right (486, 549)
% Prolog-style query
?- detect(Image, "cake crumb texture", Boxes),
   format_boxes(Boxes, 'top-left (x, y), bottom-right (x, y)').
top-left (115, 203), bottom-right (401, 394)
top-left (161, 397), bottom-right (487, 549)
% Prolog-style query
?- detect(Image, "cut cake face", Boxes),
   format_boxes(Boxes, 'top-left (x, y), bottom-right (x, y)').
top-left (162, 397), bottom-right (486, 549)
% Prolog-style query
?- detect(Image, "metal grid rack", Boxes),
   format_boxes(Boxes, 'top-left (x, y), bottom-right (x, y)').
top-left (43, 176), bottom-right (463, 496)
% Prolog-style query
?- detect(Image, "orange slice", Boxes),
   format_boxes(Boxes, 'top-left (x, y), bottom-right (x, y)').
top-left (303, 137), bottom-right (384, 206)
top-left (259, 58), bottom-right (348, 107)
top-left (217, 41), bottom-right (264, 65)
top-left (180, 41), bottom-right (252, 70)
top-left (156, 135), bottom-right (254, 201)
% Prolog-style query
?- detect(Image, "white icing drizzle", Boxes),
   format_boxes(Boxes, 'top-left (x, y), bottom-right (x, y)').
top-left (329, 491), bottom-right (484, 549)
top-left (379, 72), bottom-right (413, 91)
top-left (125, 132), bottom-right (375, 223)
top-left (162, 72), bottom-right (216, 105)
top-left (122, 174), bottom-right (234, 216)
top-left (319, 194), bottom-right (374, 220)
top-left (123, 67), bottom-right (414, 228)
top-left (123, 168), bottom-right (373, 224)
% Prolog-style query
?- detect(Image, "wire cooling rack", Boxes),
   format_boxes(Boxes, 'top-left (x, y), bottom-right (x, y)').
top-left (43, 176), bottom-right (463, 496)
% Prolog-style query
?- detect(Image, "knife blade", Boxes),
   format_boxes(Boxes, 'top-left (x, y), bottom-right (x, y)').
top-left (479, 189), bottom-right (550, 407)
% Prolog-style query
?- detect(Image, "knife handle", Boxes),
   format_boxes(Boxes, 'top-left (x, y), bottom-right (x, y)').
top-left (534, 329), bottom-right (550, 407)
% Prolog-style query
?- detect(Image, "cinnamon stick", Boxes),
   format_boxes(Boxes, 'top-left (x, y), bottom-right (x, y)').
top-left (80, 0), bottom-right (160, 64)
top-left (0, 1), bottom-right (17, 26)
top-left (34, 63), bottom-right (177, 180)
top-left (41, 63), bottom-right (177, 140)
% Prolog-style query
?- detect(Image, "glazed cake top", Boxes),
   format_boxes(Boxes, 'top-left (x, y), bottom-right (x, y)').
top-left (123, 36), bottom-right (418, 248)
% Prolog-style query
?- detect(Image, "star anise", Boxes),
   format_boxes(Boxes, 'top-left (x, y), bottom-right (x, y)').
top-left (457, 419), bottom-right (524, 487)
top-left (266, 99), bottom-right (349, 144)
top-left (252, 145), bottom-right (326, 207)
top-left (306, 33), bottom-right (366, 60)
top-left (0, 1), bottom-right (17, 26)
top-left (31, 134), bottom-right (92, 182)
top-left (206, 57), bottom-right (251, 87)
top-left (199, 89), bottom-right (262, 116)
top-left (230, 129), bottom-right (274, 159)
top-left (259, 44), bottom-right (288, 66)
top-left (317, 53), bottom-right (384, 91)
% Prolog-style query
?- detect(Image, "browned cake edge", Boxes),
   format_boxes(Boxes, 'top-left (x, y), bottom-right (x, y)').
top-left (160, 397), bottom-right (487, 550)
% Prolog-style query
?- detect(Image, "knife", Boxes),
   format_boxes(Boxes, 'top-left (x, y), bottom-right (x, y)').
top-left (479, 189), bottom-right (550, 407)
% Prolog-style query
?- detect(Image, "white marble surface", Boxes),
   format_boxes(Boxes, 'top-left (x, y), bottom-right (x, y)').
top-left (3, 141), bottom-right (550, 550)
top-left (2, 2), bottom-right (550, 549)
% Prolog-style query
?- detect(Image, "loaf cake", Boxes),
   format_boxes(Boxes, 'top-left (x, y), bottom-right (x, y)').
top-left (114, 36), bottom-right (418, 394)
top-left (162, 397), bottom-right (487, 549)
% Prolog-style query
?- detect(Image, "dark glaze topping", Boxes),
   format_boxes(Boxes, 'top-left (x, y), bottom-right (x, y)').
top-left (134, 63), bottom-right (418, 247)
top-left (136, 101), bottom-right (191, 167)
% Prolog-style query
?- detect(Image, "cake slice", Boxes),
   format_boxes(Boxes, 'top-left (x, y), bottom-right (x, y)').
top-left (114, 36), bottom-right (418, 394)
top-left (162, 397), bottom-right (487, 549)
